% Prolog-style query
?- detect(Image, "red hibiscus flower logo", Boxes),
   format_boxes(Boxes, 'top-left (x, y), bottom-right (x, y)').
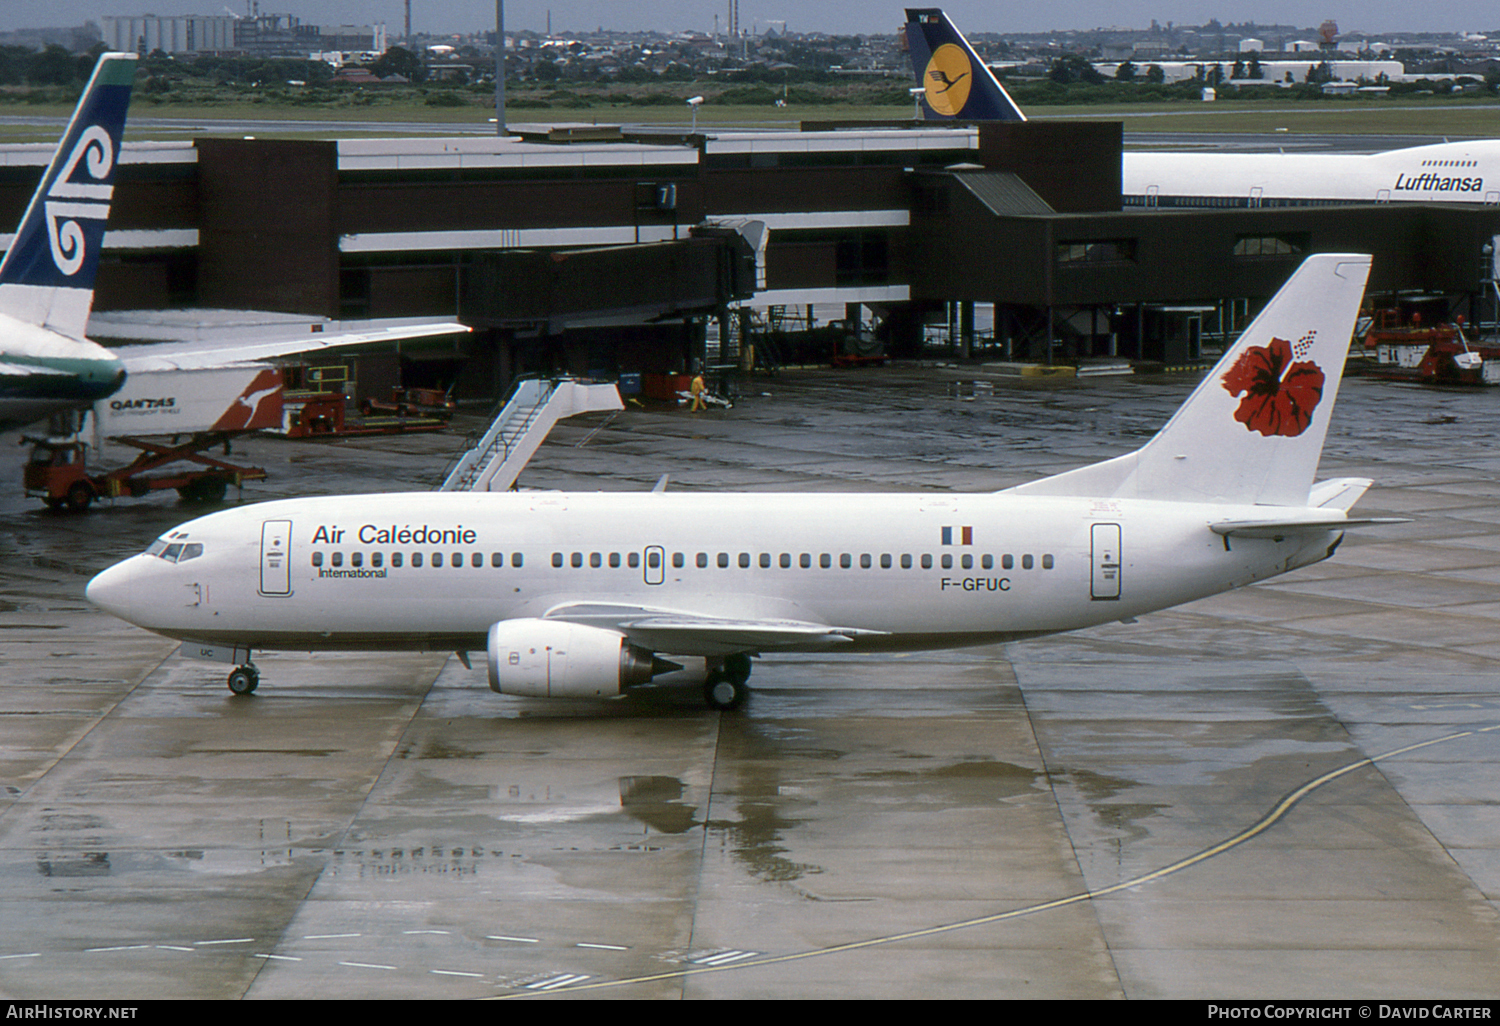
top-left (1220, 334), bottom-right (1325, 438)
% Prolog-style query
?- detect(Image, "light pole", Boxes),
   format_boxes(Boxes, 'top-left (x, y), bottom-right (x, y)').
top-left (494, 0), bottom-right (506, 134)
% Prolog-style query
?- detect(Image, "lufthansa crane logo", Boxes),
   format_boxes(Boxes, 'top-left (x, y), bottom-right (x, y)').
top-left (46, 124), bottom-right (115, 277)
top-left (923, 43), bottom-right (973, 117)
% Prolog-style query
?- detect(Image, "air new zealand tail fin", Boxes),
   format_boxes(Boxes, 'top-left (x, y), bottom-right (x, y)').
top-left (0, 52), bottom-right (136, 341)
top-left (1009, 254), bottom-right (1373, 508)
top-left (904, 8), bottom-right (1026, 122)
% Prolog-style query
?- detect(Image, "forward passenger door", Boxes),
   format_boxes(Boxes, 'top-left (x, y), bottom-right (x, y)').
top-left (260, 519), bottom-right (292, 596)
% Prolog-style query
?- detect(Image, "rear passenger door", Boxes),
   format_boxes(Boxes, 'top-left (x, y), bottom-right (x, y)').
top-left (1090, 523), bottom-right (1120, 601)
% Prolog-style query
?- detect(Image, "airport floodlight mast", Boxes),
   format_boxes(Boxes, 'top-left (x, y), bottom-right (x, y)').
top-left (495, 0), bottom-right (506, 134)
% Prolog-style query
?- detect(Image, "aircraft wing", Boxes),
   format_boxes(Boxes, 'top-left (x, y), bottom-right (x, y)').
top-left (115, 320), bottom-right (470, 373)
top-left (541, 601), bottom-right (883, 656)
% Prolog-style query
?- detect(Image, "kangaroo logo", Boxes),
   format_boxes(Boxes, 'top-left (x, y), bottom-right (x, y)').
top-left (923, 43), bottom-right (973, 117)
top-left (45, 124), bottom-right (115, 277)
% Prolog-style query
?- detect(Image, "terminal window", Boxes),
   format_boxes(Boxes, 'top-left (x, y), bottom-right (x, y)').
top-left (1057, 239), bottom-right (1137, 265)
top-left (1233, 234), bottom-right (1308, 258)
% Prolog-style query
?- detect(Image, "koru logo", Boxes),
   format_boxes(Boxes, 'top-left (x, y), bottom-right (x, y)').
top-left (45, 125), bottom-right (114, 277)
top-left (923, 44), bottom-right (973, 117)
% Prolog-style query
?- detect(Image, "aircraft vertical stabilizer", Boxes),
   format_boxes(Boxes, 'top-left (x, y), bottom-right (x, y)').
top-left (1010, 254), bottom-right (1373, 507)
top-left (0, 52), bottom-right (136, 342)
top-left (904, 8), bottom-right (1026, 121)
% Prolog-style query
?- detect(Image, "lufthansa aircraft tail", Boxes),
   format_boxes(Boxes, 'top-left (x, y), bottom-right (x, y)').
top-left (1010, 254), bottom-right (1373, 508)
top-left (904, 8), bottom-right (1026, 121)
top-left (0, 52), bottom-right (136, 342)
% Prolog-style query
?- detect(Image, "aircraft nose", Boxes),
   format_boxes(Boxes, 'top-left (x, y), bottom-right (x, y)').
top-left (86, 559), bottom-right (136, 623)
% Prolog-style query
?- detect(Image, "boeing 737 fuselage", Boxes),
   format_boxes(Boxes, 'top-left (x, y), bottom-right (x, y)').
top-left (88, 255), bottom-right (1392, 709)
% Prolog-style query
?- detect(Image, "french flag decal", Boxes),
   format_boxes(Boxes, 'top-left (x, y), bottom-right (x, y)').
top-left (941, 526), bottom-right (973, 545)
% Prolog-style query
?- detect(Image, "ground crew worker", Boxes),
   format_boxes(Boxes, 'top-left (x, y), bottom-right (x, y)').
top-left (690, 372), bottom-right (707, 412)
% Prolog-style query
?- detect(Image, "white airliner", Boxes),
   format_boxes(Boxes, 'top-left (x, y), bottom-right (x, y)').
top-left (88, 254), bottom-right (1396, 709)
top-left (0, 52), bottom-right (465, 434)
top-left (1124, 144), bottom-right (1500, 208)
top-left (904, 8), bottom-right (1500, 209)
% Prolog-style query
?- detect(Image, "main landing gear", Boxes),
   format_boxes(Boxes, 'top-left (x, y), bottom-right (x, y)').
top-left (227, 663), bottom-right (260, 696)
top-left (703, 653), bottom-right (752, 711)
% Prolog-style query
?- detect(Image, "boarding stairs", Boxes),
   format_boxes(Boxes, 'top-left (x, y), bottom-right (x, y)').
top-left (439, 377), bottom-right (623, 492)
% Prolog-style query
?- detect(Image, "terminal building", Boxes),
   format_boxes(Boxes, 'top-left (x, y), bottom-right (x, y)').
top-left (4, 120), bottom-right (1498, 400)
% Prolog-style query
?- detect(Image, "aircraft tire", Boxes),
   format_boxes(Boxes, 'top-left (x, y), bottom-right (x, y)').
top-left (704, 673), bottom-right (747, 711)
top-left (227, 666), bottom-right (259, 696)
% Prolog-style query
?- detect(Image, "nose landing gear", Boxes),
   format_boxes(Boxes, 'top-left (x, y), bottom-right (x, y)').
top-left (227, 663), bottom-right (260, 695)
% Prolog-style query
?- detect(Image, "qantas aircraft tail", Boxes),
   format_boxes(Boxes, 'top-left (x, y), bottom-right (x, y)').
top-left (1010, 254), bottom-right (1373, 507)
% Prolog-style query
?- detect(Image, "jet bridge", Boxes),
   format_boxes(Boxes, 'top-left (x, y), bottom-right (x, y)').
top-left (439, 377), bottom-right (623, 492)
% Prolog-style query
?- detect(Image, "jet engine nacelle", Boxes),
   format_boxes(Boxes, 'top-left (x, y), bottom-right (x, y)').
top-left (487, 618), bottom-right (661, 699)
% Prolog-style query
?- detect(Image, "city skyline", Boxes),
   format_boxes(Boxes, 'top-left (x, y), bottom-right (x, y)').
top-left (0, 2), bottom-right (1497, 38)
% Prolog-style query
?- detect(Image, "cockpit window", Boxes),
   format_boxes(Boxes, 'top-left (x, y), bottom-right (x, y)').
top-left (147, 538), bottom-right (204, 563)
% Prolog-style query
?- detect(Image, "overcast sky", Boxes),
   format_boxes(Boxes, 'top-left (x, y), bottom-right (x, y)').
top-left (0, 2), bottom-right (1495, 37)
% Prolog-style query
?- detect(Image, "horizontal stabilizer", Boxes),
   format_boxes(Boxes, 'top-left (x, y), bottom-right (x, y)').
top-left (1210, 516), bottom-right (1409, 540)
top-left (0, 361), bottom-right (71, 377)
